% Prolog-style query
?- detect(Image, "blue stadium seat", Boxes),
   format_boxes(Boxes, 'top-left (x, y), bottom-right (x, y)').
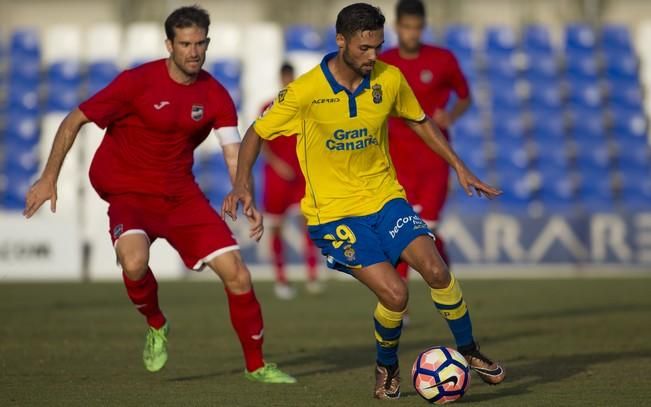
top-left (7, 84), bottom-right (40, 115)
top-left (618, 174), bottom-right (651, 212)
top-left (489, 79), bottom-right (521, 108)
top-left (567, 105), bottom-right (603, 129)
top-left (3, 142), bottom-right (40, 174)
top-left (485, 25), bottom-right (517, 54)
top-left (523, 53), bottom-right (559, 81)
top-left (285, 25), bottom-right (323, 52)
top-left (540, 169), bottom-right (580, 214)
top-left (531, 140), bottom-right (571, 168)
top-left (47, 61), bottom-right (81, 87)
top-left (529, 109), bottom-right (566, 142)
top-left (452, 112), bottom-right (485, 140)
top-left (601, 24), bottom-right (633, 54)
top-left (45, 83), bottom-right (80, 112)
top-left (5, 114), bottom-right (40, 146)
top-left (494, 170), bottom-right (539, 214)
top-left (565, 78), bottom-right (602, 109)
top-left (565, 23), bottom-right (596, 53)
top-left (493, 143), bottom-right (532, 170)
top-left (421, 26), bottom-right (437, 45)
top-left (444, 24), bottom-right (474, 59)
top-left (210, 60), bottom-right (241, 88)
top-left (605, 80), bottom-right (643, 110)
top-left (603, 52), bottom-right (639, 84)
top-left (485, 56), bottom-right (519, 80)
top-left (456, 141), bottom-right (490, 172)
top-left (609, 107), bottom-right (647, 139)
top-left (528, 79), bottom-right (563, 109)
top-left (446, 182), bottom-right (493, 214)
top-left (578, 177), bottom-right (615, 212)
top-left (88, 61), bottom-right (119, 96)
top-left (492, 109), bottom-right (526, 140)
top-left (523, 25), bottom-right (553, 53)
top-left (565, 52), bottom-right (599, 79)
top-left (10, 28), bottom-right (40, 60)
top-left (1, 168), bottom-right (35, 210)
top-left (614, 138), bottom-right (650, 169)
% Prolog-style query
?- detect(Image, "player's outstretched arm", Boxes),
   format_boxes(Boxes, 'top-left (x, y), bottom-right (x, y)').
top-left (222, 124), bottom-right (265, 241)
top-left (23, 108), bottom-right (90, 218)
top-left (405, 117), bottom-right (502, 199)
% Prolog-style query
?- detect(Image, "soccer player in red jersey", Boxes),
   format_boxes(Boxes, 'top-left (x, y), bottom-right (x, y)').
top-left (380, 0), bottom-right (471, 282)
top-left (23, 6), bottom-right (295, 384)
top-left (260, 63), bottom-right (321, 300)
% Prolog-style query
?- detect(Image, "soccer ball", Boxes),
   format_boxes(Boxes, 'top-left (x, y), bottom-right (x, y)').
top-left (412, 346), bottom-right (471, 404)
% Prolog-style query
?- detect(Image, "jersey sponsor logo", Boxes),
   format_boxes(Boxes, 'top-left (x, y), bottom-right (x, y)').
top-left (154, 101), bottom-right (170, 110)
top-left (311, 97), bottom-right (341, 104)
top-left (191, 104), bottom-right (204, 121)
top-left (420, 69), bottom-right (433, 84)
top-left (325, 127), bottom-right (378, 151)
top-left (372, 84), bottom-right (382, 104)
top-left (388, 215), bottom-right (427, 239)
top-left (278, 89), bottom-right (287, 103)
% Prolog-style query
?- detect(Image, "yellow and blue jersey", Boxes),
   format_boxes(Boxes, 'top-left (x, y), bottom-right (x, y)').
top-left (254, 52), bottom-right (426, 225)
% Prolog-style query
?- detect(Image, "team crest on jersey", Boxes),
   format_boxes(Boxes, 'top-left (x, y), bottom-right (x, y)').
top-left (372, 84), bottom-right (382, 104)
top-left (191, 104), bottom-right (204, 121)
top-left (113, 224), bottom-right (124, 239)
top-left (420, 69), bottom-right (433, 84)
top-left (343, 244), bottom-right (356, 262)
top-left (277, 89), bottom-right (287, 104)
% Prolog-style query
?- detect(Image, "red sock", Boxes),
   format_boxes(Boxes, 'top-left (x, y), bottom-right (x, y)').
top-left (271, 232), bottom-right (287, 284)
top-left (226, 289), bottom-right (265, 372)
top-left (396, 261), bottom-right (409, 280)
top-left (433, 232), bottom-right (450, 267)
top-left (305, 231), bottom-right (318, 281)
top-left (122, 268), bottom-right (166, 329)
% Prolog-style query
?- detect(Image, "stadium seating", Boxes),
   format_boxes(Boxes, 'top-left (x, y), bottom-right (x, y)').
top-left (0, 21), bottom-right (648, 217)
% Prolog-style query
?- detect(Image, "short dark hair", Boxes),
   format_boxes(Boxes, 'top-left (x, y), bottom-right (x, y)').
top-left (335, 3), bottom-right (385, 39)
top-left (396, 0), bottom-right (425, 20)
top-left (164, 5), bottom-right (210, 40)
top-left (280, 62), bottom-right (294, 75)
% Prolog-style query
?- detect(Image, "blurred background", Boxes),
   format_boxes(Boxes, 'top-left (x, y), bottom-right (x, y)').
top-left (0, 0), bottom-right (650, 281)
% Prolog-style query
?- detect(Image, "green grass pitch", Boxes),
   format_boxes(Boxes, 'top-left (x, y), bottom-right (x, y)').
top-left (2, 278), bottom-right (651, 406)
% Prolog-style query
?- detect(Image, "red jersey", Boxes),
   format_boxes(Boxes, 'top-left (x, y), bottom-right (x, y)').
top-left (260, 101), bottom-right (300, 173)
top-left (380, 45), bottom-right (469, 145)
top-left (80, 59), bottom-right (237, 199)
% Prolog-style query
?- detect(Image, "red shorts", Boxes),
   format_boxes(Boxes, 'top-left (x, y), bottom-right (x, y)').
top-left (262, 165), bottom-right (305, 216)
top-left (392, 147), bottom-right (450, 223)
top-left (107, 192), bottom-right (238, 270)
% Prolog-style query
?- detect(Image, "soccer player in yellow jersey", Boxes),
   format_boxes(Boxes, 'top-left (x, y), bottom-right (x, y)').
top-left (224, 3), bottom-right (505, 399)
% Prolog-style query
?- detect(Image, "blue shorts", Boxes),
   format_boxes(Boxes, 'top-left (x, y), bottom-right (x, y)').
top-left (308, 198), bottom-right (433, 274)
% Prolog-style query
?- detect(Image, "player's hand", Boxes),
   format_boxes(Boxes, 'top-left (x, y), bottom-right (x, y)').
top-left (433, 109), bottom-right (452, 129)
top-left (23, 176), bottom-right (58, 219)
top-left (454, 164), bottom-right (502, 199)
top-left (244, 205), bottom-right (264, 242)
top-left (222, 184), bottom-right (253, 221)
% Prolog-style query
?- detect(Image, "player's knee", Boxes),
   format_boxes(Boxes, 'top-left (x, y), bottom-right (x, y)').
top-left (421, 256), bottom-right (450, 287)
top-left (212, 255), bottom-right (252, 294)
top-left (383, 282), bottom-right (409, 311)
top-left (120, 253), bottom-right (149, 280)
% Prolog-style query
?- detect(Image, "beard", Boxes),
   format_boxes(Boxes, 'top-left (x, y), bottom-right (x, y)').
top-left (342, 48), bottom-right (373, 77)
top-left (172, 55), bottom-right (203, 77)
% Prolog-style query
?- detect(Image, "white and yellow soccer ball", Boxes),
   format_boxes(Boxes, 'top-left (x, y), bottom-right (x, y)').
top-left (412, 346), bottom-right (471, 404)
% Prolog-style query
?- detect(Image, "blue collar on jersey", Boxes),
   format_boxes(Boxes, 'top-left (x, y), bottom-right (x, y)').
top-left (320, 51), bottom-right (371, 118)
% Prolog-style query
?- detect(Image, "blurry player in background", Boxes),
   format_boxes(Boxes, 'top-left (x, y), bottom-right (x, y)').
top-left (260, 63), bottom-right (321, 300)
top-left (23, 5), bottom-right (295, 384)
top-left (380, 0), bottom-right (471, 292)
top-left (224, 2), bottom-right (504, 399)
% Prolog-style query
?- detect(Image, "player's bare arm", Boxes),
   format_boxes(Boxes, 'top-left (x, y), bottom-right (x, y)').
top-left (222, 141), bottom-right (264, 241)
top-left (434, 96), bottom-right (471, 129)
top-left (222, 125), bottom-right (265, 240)
top-left (405, 117), bottom-right (501, 199)
top-left (23, 108), bottom-right (90, 218)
